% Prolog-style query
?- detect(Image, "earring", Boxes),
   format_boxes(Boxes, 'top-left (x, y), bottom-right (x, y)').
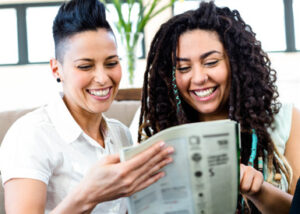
top-left (56, 77), bottom-right (61, 83)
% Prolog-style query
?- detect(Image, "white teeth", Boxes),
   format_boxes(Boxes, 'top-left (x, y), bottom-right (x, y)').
top-left (89, 88), bottom-right (110, 97)
top-left (194, 88), bottom-right (214, 97)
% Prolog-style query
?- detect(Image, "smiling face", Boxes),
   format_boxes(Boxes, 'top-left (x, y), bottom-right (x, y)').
top-left (175, 29), bottom-right (231, 121)
top-left (51, 28), bottom-right (121, 116)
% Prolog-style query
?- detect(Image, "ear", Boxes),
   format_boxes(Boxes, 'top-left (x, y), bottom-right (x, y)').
top-left (50, 58), bottom-right (62, 81)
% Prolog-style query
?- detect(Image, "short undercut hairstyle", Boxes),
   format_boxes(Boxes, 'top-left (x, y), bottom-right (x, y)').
top-left (52, 0), bottom-right (113, 63)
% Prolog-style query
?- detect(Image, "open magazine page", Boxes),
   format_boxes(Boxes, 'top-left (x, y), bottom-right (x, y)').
top-left (120, 120), bottom-right (240, 214)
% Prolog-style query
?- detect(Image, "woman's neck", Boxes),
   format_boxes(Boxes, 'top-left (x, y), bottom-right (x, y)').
top-left (63, 97), bottom-right (104, 147)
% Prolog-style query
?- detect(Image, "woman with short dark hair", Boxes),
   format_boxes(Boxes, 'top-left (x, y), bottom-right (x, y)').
top-left (0, 0), bottom-right (173, 213)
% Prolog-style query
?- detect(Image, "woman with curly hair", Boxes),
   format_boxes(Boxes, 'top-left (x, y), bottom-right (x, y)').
top-left (138, 1), bottom-right (300, 213)
top-left (0, 0), bottom-right (174, 213)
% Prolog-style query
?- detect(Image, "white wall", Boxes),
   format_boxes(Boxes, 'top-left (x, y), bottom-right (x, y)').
top-left (0, 64), bottom-right (58, 111)
top-left (269, 53), bottom-right (300, 108)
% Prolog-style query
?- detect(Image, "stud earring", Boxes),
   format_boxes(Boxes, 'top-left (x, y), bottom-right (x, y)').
top-left (56, 78), bottom-right (61, 83)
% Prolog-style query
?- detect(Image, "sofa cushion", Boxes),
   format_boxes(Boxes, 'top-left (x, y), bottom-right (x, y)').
top-left (0, 107), bottom-right (37, 145)
top-left (104, 100), bottom-right (140, 127)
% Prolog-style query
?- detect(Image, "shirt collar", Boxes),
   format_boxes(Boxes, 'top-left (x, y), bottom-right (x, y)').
top-left (101, 115), bottom-right (114, 144)
top-left (46, 92), bottom-right (82, 143)
top-left (46, 93), bottom-right (113, 145)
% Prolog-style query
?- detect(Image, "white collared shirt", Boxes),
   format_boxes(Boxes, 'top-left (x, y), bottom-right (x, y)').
top-left (0, 93), bottom-right (133, 213)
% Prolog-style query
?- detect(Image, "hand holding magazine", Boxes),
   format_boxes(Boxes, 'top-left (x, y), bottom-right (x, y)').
top-left (121, 119), bottom-right (240, 214)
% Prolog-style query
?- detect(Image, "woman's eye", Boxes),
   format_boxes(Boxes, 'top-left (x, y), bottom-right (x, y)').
top-left (77, 65), bottom-right (92, 70)
top-left (176, 66), bottom-right (191, 73)
top-left (204, 60), bottom-right (219, 67)
top-left (106, 61), bottom-right (119, 67)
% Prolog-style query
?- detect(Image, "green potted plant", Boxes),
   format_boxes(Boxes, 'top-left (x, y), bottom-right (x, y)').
top-left (101, 0), bottom-right (176, 85)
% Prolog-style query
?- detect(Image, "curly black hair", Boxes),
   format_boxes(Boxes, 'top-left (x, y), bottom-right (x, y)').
top-left (139, 1), bottom-right (292, 213)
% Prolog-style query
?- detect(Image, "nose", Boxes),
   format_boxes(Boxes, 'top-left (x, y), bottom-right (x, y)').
top-left (94, 66), bottom-right (109, 85)
top-left (191, 64), bottom-right (208, 85)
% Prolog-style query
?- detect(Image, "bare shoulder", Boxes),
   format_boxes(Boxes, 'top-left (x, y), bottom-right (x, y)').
top-left (286, 107), bottom-right (300, 148)
top-left (284, 107), bottom-right (300, 194)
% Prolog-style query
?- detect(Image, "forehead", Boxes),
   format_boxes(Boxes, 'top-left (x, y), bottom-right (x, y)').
top-left (63, 29), bottom-right (117, 60)
top-left (177, 29), bottom-right (224, 56)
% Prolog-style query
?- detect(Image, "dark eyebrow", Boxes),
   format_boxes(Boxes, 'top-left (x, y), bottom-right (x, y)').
top-left (74, 55), bottom-right (119, 62)
top-left (200, 50), bottom-right (221, 59)
top-left (176, 50), bottom-right (222, 62)
top-left (74, 58), bottom-right (93, 62)
top-left (106, 55), bottom-right (119, 60)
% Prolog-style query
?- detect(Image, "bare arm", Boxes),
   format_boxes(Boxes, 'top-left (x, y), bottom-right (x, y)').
top-left (4, 179), bottom-right (47, 214)
top-left (246, 182), bottom-right (292, 214)
top-left (240, 164), bottom-right (292, 214)
top-left (4, 141), bottom-right (173, 214)
top-left (284, 107), bottom-right (300, 194)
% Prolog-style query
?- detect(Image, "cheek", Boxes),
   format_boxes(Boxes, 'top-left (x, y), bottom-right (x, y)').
top-left (110, 72), bottom-right (121, 86)
top-left (64, 71), bottom-right (91, 89)
top-left (112, 67), bottom-right (122, 85)
top-left (216, 67), bottom-right (231, 99)
top-left (222, 71), bottom-right (231, 91)
top-left (214, 64), bottom-right (230, 88)
top-left (224, 75), bottom-right (231, 98)
top-left (74, 74), bottom-right (91, 88)
top-left (176, 73), bottom-right (189, 93)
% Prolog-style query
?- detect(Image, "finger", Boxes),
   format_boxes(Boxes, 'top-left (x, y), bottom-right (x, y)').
top-left (148, 156), bottom-right (173, 176)
top-left (118, 155), bottom-right (172, 195)
top-left (145, 156), bottom-right (173, 177)
top-left (131, 146), bottom-right (174, 177)
top-left (100, 154), bottom-right (120, 165)
top-left (127, 171), bottom-right (166, 196)
top-left (240, 163), bottom-right (245, 182)
top-left (125, 141), bottom-right (173, 171)
top-left (130, 156), bottom-right (173, 190)
top-left (240, 166), bottom-right (255, 193)
top-left (248, 171), bottom-right (264, 195)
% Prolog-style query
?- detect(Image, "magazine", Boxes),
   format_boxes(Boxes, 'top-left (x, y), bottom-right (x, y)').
top-left (120, 119), bottom-right (240, 214)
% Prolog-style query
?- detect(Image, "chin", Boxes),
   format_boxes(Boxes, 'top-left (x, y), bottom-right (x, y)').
top-left (198, 109), bottom-right (217, 115)
top-left (195, 104), bottom-right (219, 115)
top-left (88, 102), bottom-right (112, 114)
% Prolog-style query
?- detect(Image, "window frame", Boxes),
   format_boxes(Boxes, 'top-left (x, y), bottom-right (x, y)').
top-left (0, 1), bottom-right (145, 66)
top-left (284, 0), bottom-right (296, 52)
top-left (0, 2), bottom-right (62, 66)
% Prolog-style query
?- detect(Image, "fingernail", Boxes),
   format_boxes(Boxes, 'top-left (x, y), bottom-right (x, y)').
top-left (166, 158), bottom-right (173, 163)
top-left (160, 141), bottom-right (165, 148)
top-left (168, 147), bottom-right (174, 154)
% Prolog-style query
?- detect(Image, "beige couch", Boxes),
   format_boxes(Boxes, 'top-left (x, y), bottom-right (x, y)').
top-left (0, 92), bottom-right (141, 213)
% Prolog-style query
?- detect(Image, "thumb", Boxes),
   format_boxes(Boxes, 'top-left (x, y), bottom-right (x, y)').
top-left (100, 154), bottom-right (120, 165)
